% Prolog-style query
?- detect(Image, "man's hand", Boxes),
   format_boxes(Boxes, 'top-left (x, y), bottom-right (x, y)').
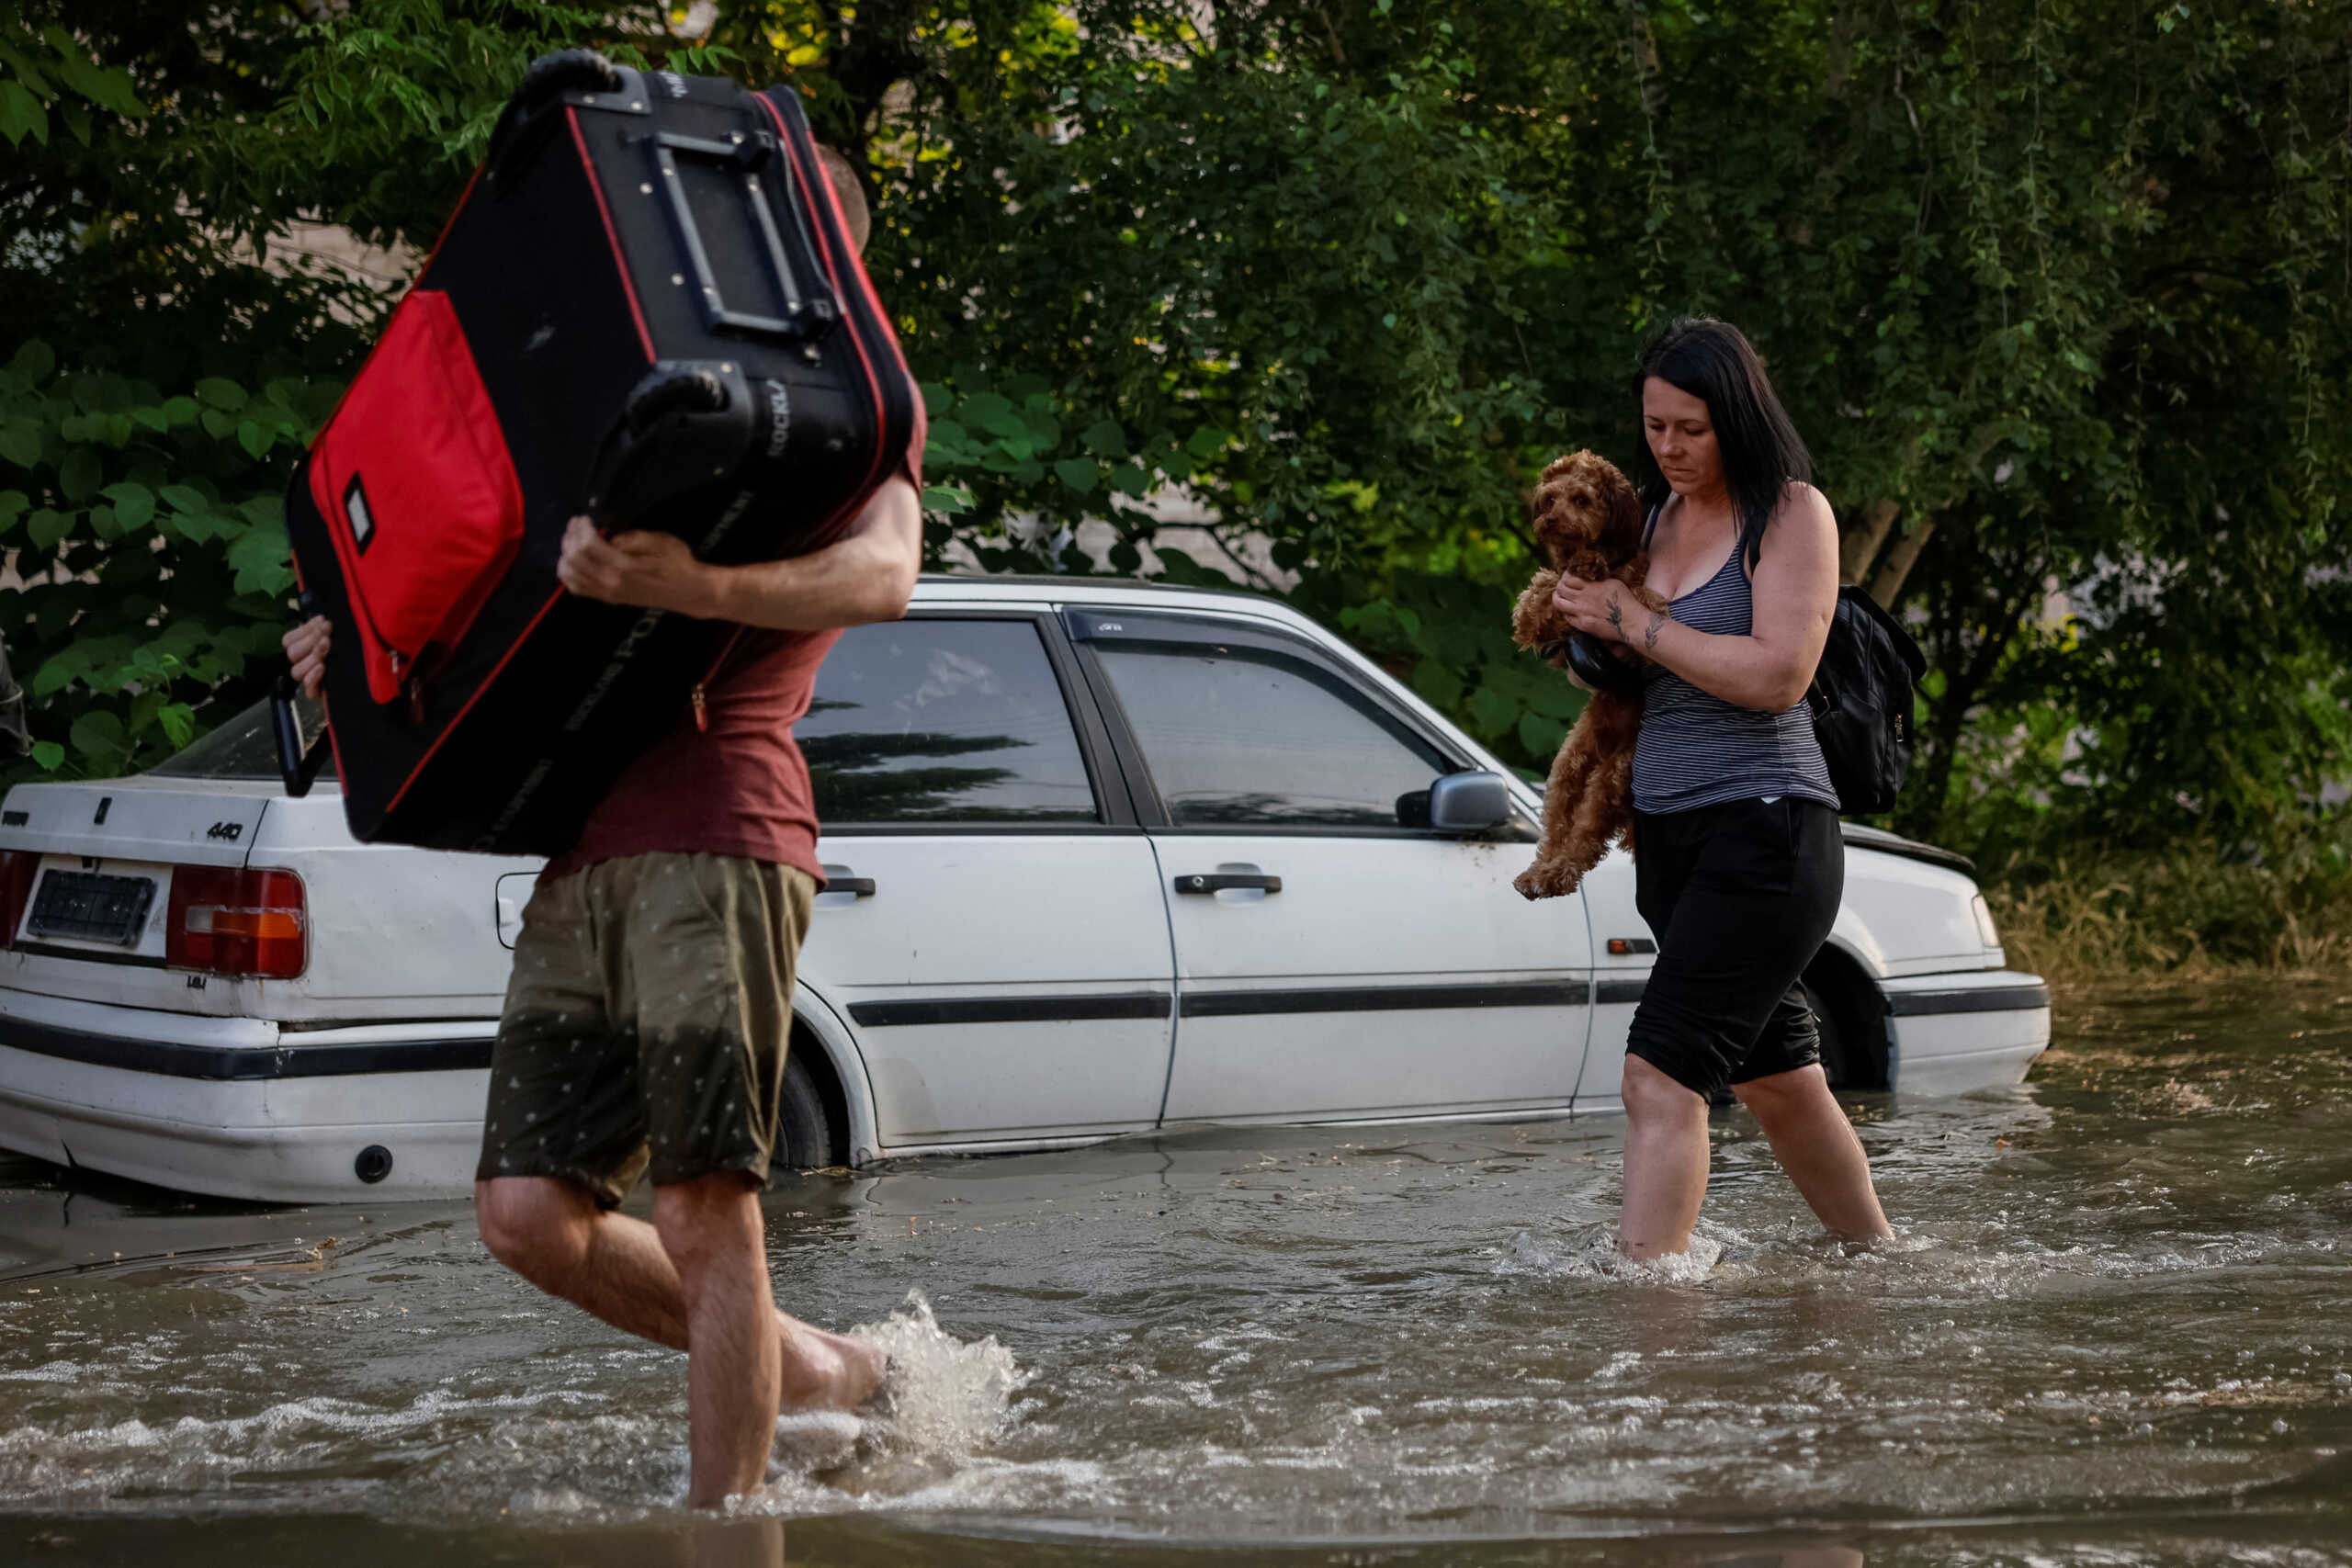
top-left (558, 517), bottom-right (719, 617)
top-left (284, 615), bottom-right (332, 700)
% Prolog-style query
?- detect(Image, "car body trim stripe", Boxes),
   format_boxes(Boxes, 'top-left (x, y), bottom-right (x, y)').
top-left (1179, 981), bottom-right (1589, 1018)
top-left (1887, 983), bottom-right (2052, 1016)
top-left (846, 992), bottom-right (1173, 1028)
top-left (0, 1019), bottom-right (492, 1080)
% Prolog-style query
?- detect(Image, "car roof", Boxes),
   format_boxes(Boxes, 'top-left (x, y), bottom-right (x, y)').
top-left (910, 571), bottom-right (1294, 616)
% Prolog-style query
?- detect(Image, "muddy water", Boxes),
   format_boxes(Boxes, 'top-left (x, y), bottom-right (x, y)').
top-left (3, 979), bottom-right (2349, 1566)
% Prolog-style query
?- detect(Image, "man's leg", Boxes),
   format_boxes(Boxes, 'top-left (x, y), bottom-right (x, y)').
top-left (654, 1173), bottom-right (782, 1506)
top-left (477, 1173), bottom-right (887, 1402)
top-left (1731, 1064), bottom-right (1893, 1240)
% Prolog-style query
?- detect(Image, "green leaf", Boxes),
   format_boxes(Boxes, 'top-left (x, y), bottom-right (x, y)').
top-left (100, 482), bottom-right (153, 530)
top-left (28, 740), bottom-right (63, 772)
top-left (1185, 425), bottom-right (1227, 459)
top-left (157, 703), bottom-right (197, 752)
top-left (69, 709), bottom-right (125, 760)
top-left (1517, 712), bottom-right (1568, 758)
top-left (226, 519), bottom-right (293, 595)
top-left (194, 378), bottom-right (246, 412)
top-left (158, 483), bottom-right (209, 514)
top-left (27, 508), bottom-right (71, 548)
top-left (1465, 685), bottom-right (1519, 733)
top-left (1053, 457), bottom-right (1099, 494)
top-left (0, 423), bottom-right (40, 469)
top-left (159, 396), bottom-right (198, 426)
top-left (0, 81), bottom-right (47, 148)
top-left (27, 344), bottom-right (69, 389)
top-left (1080, 419), bottom-right (1127, 458)
top-left (1107, 464), bottom-right (1149, 498)
top-left (0, 490), bottom-right (25, 530)
top-left (56, 446), bottom-right (101, 502)
top-left (921, 483), bottom-right (971, 515)
top-left (236, 419), bottom-right (269, 458)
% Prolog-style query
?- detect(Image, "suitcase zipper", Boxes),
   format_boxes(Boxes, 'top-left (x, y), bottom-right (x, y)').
top-left (691, 627), bottom-right (746, 732)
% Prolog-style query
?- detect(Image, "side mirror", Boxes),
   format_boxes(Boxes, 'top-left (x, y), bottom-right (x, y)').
top-left (1428, 770), bottom-right (1513, 833)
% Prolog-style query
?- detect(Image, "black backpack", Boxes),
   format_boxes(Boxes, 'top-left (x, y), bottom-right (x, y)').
top-left (1807, 586), bottom-right (1927, 815)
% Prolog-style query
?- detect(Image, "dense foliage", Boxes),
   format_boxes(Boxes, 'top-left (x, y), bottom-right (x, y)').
top-left (3, 2), bottom-right (2346, 919)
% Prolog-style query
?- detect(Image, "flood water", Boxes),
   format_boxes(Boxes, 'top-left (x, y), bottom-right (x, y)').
top-left (3, 978), bottom-right (2348, 1567)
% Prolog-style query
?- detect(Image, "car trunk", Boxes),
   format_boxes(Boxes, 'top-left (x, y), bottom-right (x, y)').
top-left (0, 701), bottom-right (537, 1027)
top-left (0, 774), bottom-right (278, 1019)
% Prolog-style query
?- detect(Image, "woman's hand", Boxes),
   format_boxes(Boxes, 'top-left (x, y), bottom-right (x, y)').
top-left (283, 615), bottom-right (332, 700)
top-left (1550, 573), bottom-right (1659, 652)
top-left (557, 517), bottom-right (719, 617)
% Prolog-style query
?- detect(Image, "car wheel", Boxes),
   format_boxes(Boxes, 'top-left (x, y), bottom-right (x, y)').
top-left (1804, 977), bottom-right (1884, 1090)
top-left (775, 1051), bottom-right (840, 1169)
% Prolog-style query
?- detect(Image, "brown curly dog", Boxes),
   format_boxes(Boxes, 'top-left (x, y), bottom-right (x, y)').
top-left (1510, 450), bottom-right (1667, 900)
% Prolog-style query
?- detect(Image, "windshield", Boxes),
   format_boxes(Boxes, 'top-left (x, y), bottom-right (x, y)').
top-left (145, 696), bottom-right (329, 784)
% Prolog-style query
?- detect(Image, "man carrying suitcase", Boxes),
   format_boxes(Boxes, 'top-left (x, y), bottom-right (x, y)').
top-left (285, 149), bottom-right (920, 1506)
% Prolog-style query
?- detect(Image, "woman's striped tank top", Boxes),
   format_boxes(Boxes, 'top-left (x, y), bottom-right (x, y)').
top-left (1632, 507), bottom-right (1840, 816)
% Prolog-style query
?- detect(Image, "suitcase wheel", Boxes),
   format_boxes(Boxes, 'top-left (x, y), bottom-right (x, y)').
top-left (487, 49), bottom-right (626, 188)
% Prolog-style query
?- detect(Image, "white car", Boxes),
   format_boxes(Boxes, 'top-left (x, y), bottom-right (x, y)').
top-left (0, 576), bottom-right (2049, 1202)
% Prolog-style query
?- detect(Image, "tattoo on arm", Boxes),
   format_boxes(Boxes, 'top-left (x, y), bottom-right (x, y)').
top-left (1605, 601), bottom-right (1624, 641)
top-left (1644, 610), bottom-right (1668, 650)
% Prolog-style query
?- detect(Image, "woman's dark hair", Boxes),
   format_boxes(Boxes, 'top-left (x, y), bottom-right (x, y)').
top-left (1632, 317), bottom-right (1813, 564)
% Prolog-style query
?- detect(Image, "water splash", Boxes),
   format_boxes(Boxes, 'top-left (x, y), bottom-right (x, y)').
top-left (1495, 1223), bottom-right (1727, 1283)
top-left (851, 1288), bottom-right (1023, 1457)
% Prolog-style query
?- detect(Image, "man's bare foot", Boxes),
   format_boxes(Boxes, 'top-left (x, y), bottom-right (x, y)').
top-left (775, 1311), bottom-right (888, 1412)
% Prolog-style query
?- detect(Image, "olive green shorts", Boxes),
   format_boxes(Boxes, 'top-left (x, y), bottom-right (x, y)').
top-left (476, 852), bottom-right (817, 1207)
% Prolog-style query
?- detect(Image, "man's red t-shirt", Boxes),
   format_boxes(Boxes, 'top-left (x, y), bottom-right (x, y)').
top-left (541, 405), bottom-right (924, 889)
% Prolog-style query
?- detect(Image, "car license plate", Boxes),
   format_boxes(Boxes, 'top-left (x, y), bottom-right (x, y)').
top-left (27, 870), bottom-right (158, 947)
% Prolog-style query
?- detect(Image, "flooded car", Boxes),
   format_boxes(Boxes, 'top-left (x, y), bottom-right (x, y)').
top-left (0, 577), bottom-right (2046, 1202)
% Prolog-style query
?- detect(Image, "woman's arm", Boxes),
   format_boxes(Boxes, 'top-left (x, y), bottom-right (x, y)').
top-left (1549, 484), bottom-right (1838, 713)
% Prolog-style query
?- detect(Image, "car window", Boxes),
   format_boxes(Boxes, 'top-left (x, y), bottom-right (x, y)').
top-left (1092, 641), bottom-right (1447, 828)
top-left (147, 696), bottom-right (325, 782)
top-left (803, 619), bottom-right (1099, 824)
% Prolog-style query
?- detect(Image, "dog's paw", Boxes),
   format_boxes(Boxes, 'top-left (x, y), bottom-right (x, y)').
top-left (1514, 864), bottom-right (1576, 901)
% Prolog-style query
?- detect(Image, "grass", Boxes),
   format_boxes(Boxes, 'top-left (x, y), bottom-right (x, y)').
top-left (1982, 837), bottom-right (2352, 991)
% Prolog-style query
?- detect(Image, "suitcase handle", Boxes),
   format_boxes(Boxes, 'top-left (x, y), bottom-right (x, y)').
top-left (650, 130), bottom-right (838, 344)
top-left (486, 50), bottom-right (625, 190)
top-left (273, 674), bottom-right (332, 799)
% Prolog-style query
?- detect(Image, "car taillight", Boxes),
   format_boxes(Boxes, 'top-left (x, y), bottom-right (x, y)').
top-left (167, 867), bottom-right (307, 978)
top-left (0, 851), bottom-right (36, 949)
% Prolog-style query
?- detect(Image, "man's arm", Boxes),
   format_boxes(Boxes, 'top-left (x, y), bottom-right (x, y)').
top-left (556, 473), bottom-right (922, 630)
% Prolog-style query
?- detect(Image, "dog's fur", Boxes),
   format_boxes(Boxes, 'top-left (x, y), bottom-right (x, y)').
top-left (1510, 450), bottom-right (1666, 900)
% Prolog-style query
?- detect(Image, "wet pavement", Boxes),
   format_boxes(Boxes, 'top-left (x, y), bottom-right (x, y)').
top-left (3, 977), bottom-right (2348, 1566)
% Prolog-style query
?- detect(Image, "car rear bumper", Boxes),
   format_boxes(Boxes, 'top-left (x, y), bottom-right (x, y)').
top-left (1881, 970), bottom-right (2052, 1094)
top-left (0, 990), bottom-right (492, 1203)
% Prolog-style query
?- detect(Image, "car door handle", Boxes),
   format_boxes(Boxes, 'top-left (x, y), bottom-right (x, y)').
top-left (820, 864), bottom-right (876, 898)
top-left (1173, 873), bottom-right (1282, 895)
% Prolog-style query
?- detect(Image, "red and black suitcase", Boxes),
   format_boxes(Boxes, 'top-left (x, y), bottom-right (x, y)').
top-left (276, 50), bottom-right (919, 855)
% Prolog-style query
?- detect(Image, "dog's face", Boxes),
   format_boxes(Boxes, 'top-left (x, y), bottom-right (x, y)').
top-left (1530, 450), bottom-right (1644, 568)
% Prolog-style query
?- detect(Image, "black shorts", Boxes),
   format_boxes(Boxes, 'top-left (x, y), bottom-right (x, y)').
top-left (1624, 796), bottom-right (1844, 1100)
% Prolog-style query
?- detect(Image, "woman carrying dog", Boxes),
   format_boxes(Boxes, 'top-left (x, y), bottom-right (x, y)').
top-left (1548, 317), bottom-right (1893, 1259)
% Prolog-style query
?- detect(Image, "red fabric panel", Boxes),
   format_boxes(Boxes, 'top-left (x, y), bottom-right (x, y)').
top-left (311, 288), bottom-right (524, 705)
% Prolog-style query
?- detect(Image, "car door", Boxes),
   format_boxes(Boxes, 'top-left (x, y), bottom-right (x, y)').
top-left (794, 610), bottom-right (1176, 1148)
top-left (1569, 842), bottom-right (1654, 1107)
top-left (1067, 606), bottom-right (1592, 1123)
